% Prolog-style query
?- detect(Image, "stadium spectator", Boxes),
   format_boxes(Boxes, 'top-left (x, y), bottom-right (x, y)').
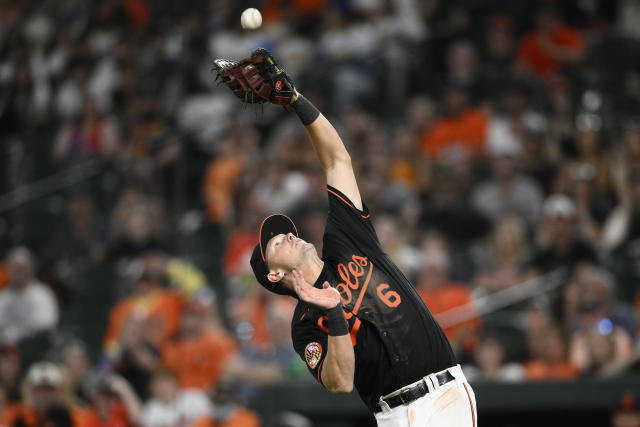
top-left (222, 212), bottom-right (263, 279)
top-left (481, 14), bottom-right (516, 95)
top-left (109, 186), bottom-right (167, 260)
top-left (473, 215), bottom-right (528, 293)
top-left (529, 194), bottom-right (598, 274)
top-left (261, 297), bottom-right (306, 379)
top-left (570, 323), bottom-right (634, 378)
top-left (78, 374), bottom-right (141, 427)
top-left (563, 265), bottom-right (638, 338)
top-left (251, 160), bottom-right (310, 214)
top-left (0, 345), bottom-right (21, 403)
top-left (103, 266), bottom-right (183, 358)
top-left (140, 369), bottom-right (212, 427)
top-left (60, 340), bottom-right (92, 406)
top-left (463, 334), bottom-right (525, 382)
top-left (388, 129), bottom-right (421, 192)
top-left (405, 96), bottom-right (437, 142)
top-left (0, 247), bottom-right (59, 346)
top-left (445, 40), bottom-right (484, 102)
top-left (358, 136), bottom-right (418, 217)
top-left (601, 151), bottom-right (640, 303)
top-left (230, 287), bottom-right (273, 350)
top-left (0, 385), bottom-right (19, 426)
top-left (53, 99), bottom-right (120, 163)
top-left (203, 132), bottom-right (249, 224)
top-left (415, 233), bottom-right (479, 356)
top-left (110, 315), bottom-right (157, 401)
top-left (11, 362), bottom-right (80, 426)
top-left (471, 122), bottom-right (544, 226)
top-left (225, 292), bottom-right (293, 388)
top-left (617, 0), bottom-right (640, 40)
top-left (161, 293), bottom-right (236, 391)
top-left (45, 191), bottom-right (108, 282)
top-left (227, 295), bottom-right (307, 389)
top-left (418, 165), bottom-right (491, 243)
top-left (373, 215), bottom-right (422, 282)
top-left (516, 6), bottom-right (586, 80)
top-left (418, 83), bottom-right (488, 159)
top-left (198, 381), bottom-right (260, 427)
top-left (519, 111), bottom-right (556, 194)
top-left (524, 325), bottom-right (579, 380)
top-left (141, 252), bottom-right (207, 299)
top-left (0, 264), bottom-right (9, 290)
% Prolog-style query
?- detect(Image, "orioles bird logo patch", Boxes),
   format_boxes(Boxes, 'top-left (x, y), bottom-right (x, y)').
top-left (305, 342), bottom-right (322, 369)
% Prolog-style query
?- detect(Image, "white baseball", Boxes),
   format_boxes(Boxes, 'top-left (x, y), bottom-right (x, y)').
top-left (241, 8), bottom-right (262, 30)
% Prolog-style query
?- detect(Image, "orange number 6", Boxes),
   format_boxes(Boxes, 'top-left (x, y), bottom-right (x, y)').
top-left (376, 283), bottom-right (401, 308)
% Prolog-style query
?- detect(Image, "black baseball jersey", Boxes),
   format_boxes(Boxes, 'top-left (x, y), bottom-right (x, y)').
top-left (292, 186), bottom-right (456, 414)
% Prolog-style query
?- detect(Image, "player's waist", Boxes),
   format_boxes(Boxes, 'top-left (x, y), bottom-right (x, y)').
top-left (376, 365), bottom-right (464, 413)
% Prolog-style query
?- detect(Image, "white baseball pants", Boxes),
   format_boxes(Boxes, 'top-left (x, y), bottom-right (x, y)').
top-left (374, 365), bottom-right (477, 427)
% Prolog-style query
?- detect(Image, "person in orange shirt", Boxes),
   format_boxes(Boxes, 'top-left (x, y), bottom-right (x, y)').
top-left (231, 289), bottom-right (274, 350)
top-left (418, 84), bottom-right (488, 159)
top-left (416, 233), bottom-right (480, 357)
top-left (261, 0), bottom-right (326, 36)
top-left (0, 386), bottom-right (19, 426)
top-left (524, 325), bottom-right (579, 380)
top-left (103, 269), bottom-right (184, 357)
top-left (203, 135), bottom-right (247, 224)
top-left (77, 374), bottom-right (141, 427)
top-left (0, 264), bottom-right (8, 290)
top-left (516, 6), bottom-right (586, 80)
top-left (162, 293), bottom-right (237, 391)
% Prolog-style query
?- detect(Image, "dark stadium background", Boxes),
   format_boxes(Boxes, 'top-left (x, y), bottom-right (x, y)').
top-left (0, 0), bottom-right (639, 426)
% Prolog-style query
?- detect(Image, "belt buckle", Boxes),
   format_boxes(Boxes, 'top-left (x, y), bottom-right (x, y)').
top-left (398, 386), bottom-right (413, 404)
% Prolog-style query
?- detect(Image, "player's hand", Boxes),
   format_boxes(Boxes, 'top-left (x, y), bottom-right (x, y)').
top-left (291, 269), bottom-right (341, 310)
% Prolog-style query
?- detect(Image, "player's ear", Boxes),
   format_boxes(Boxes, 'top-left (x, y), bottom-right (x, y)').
top-left (267, 269), bottom-right (285, 283)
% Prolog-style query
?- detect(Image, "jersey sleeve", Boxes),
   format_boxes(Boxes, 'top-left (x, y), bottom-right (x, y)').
top-left (326, 185), bottom-right (379, 245)
top-left (291, 314), bottom-right (329, 385)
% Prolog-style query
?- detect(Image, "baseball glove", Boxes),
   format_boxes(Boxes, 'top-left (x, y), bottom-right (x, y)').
top-left (213, 48), bottom-right (296, 105)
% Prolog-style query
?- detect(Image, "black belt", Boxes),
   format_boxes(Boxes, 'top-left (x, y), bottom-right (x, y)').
top-left (380, 370), bottom-right (456, 410)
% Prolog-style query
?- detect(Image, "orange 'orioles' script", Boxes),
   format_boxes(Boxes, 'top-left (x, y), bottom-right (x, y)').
top-left (317, 255), bottom-right (402, 345)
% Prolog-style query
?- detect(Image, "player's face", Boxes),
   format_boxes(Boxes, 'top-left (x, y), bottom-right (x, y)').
top-left (265, 232), bottom-right (313, 272)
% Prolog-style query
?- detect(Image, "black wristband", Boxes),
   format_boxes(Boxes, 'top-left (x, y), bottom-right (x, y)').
top-left (326, 304), bottom-right (349, 336)
top-left (291, 94), bottom-right (320, 126)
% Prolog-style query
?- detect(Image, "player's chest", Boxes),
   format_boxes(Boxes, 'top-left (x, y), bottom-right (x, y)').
top-left (329, 254), bottom-right (402, 317)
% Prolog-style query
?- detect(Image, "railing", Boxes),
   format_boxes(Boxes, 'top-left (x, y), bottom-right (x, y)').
top-left (0, 159), bottom-right (102, 213)
top-left (435, 268), bottom-right (567, 328)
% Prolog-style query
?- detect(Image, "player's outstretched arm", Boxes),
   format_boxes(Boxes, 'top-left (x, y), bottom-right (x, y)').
top-left (213, 49), bottom-right (362, 209)
top-left (291, 94), bottom-right (363, 211)
top-left (292, 270), bottom-right (355, 393)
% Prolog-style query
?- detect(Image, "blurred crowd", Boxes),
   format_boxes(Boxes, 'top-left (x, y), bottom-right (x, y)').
top-left (1, 0), bottom-right (640, 425)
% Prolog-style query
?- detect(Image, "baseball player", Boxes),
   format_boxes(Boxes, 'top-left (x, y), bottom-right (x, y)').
top-left (214, 49), bottom-right (477, 427)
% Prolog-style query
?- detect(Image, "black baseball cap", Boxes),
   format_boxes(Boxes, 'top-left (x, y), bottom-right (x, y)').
top-left (250, 214), bottom-right (299, 297)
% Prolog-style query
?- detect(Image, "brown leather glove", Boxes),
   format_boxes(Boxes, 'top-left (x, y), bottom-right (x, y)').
top-left (213, 48), bottom-right (295, 105)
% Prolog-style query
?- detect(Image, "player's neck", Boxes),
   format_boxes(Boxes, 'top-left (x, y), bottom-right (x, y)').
top-left (299, 254), bottom-right (324, 287)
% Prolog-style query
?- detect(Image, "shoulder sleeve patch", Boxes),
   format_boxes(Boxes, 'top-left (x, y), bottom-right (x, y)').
top-left (304, 342), bottom-right (323, 369)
